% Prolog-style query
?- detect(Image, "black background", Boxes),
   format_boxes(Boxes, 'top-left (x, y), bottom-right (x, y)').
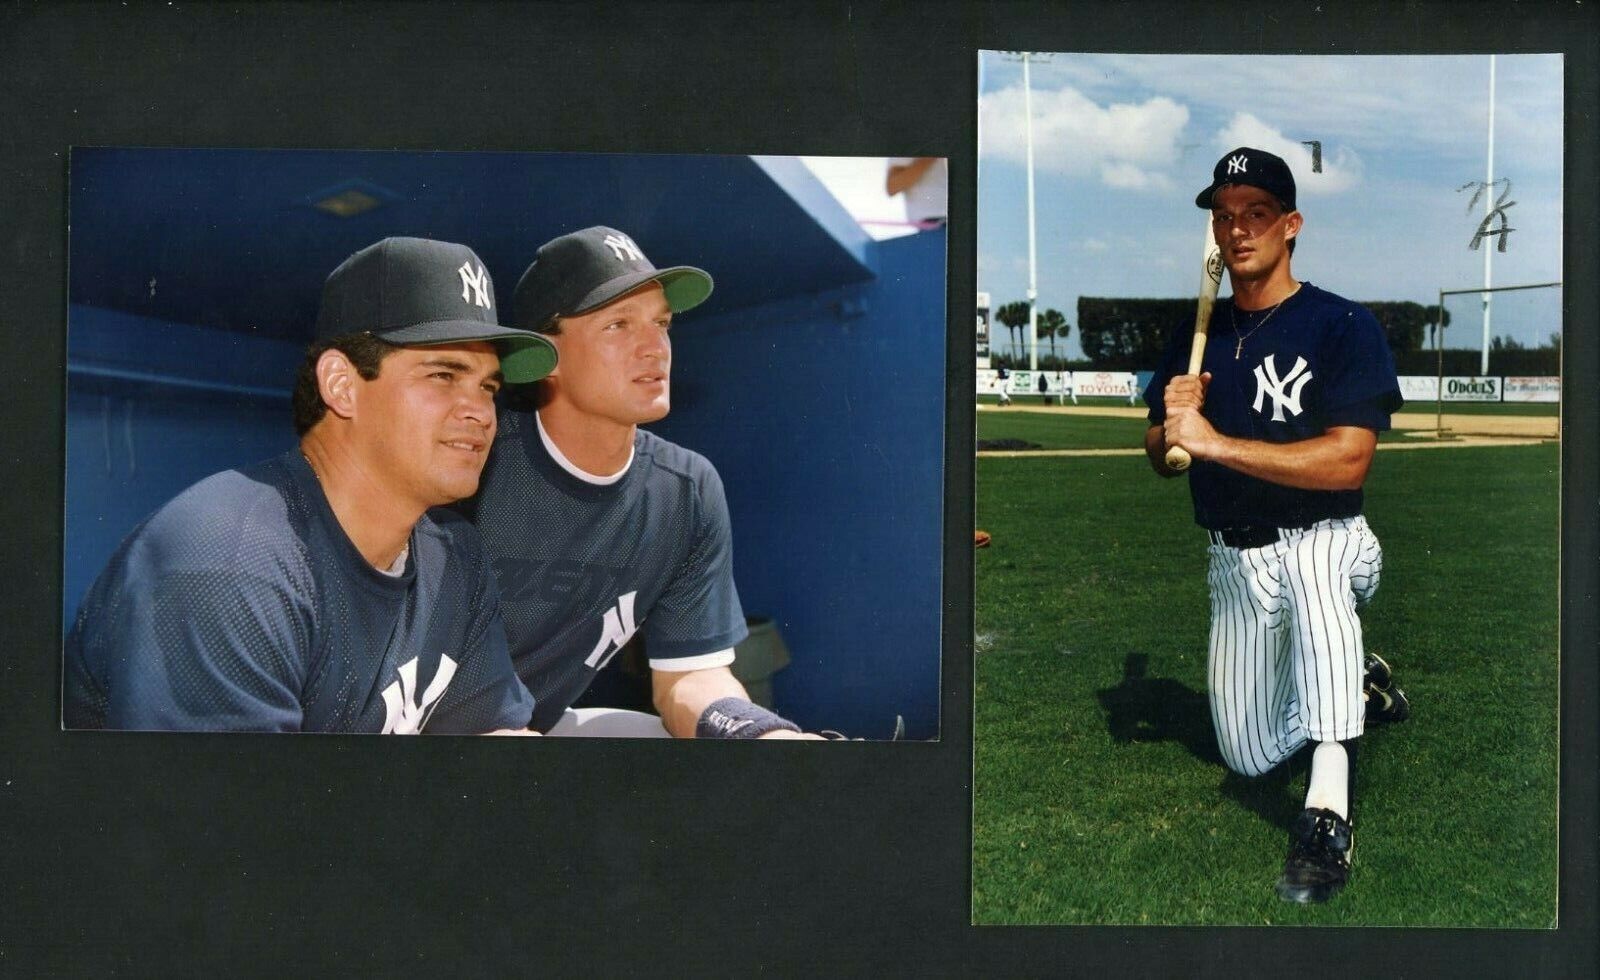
top-left (2, 2), bottom-right (1594, 974)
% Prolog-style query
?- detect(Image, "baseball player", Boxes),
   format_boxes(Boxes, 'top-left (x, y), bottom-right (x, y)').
top-left (64, 237), bottom-right (556, 734)
top-left (464, 226), bottom-right (823, 739)
top-left (1143, 148), bottom-right (1410, 903)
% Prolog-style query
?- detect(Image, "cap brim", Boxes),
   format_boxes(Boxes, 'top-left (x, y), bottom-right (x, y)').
top-left (571, 265), bottom-right (714, 318)
top-left (376, 319), bottom-right (559, 384)
top-left (1195, 184), bottom-right (1219, 209)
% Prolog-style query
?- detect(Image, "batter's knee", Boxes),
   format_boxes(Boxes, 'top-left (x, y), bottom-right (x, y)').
top-left (1213, 728), bottom-right (1284, 778)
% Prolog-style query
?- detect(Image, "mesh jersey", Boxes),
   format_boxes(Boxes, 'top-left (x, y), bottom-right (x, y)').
top-left (1144, 282), bottom-right (1403, 530)
top-left (467, 410), bottom-right (747, 732)
top-left (63, 449), bottom-right (534, 733)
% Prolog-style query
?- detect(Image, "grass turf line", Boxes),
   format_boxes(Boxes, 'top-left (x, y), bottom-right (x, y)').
top-left (972, 419), bottom-right (1558, 926)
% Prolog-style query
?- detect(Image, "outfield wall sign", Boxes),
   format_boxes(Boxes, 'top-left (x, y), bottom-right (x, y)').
top-left (977, 370), bottom-right (1142, 404)
top-left (1072, 371), bottom-right (1138, 401)
top-left (1503, 376), bottom-right (1560, 403)
top-left (1004, 370), bottom-right (1073, 395)
top-left (1398, 375), bottom-right (1441, 401)
top-left (1441, 376), bottom-right (1501, 402)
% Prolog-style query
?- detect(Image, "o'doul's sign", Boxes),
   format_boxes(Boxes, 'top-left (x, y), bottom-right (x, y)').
top-left (1441, 376), bottom-right (1502, 402)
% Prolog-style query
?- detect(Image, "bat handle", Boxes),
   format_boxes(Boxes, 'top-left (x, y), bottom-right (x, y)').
top-left (1163, 328), bottom-right (1209, 473)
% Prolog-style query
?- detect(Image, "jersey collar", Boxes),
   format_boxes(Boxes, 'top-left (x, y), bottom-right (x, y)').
top-left (534, 411), bottom-right (633, 486)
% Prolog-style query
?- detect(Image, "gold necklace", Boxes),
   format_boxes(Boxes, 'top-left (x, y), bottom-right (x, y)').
top-left (1229, 285), bottom-right (1300, 359)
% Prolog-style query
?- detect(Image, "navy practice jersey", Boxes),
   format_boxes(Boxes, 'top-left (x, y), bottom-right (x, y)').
top-left (1144, 282), bottom-right (1403, 530)
top-left (467, 410), bottom-right (748, 733)
top-left (64, 449), bottom-right (534, 733)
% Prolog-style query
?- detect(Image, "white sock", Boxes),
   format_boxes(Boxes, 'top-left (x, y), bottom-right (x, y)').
top-left (1303, 741), bottom-right (1349, 820)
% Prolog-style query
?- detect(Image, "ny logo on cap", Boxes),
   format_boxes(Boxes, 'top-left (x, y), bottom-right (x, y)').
top-left (602, 233), bottom-right (644, 263)
top-left (1227, 154), bottom-right (1248, 175)
top-left (459, 262), bottom-right (492, 308)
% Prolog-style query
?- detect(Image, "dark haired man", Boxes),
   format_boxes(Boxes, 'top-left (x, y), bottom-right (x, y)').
top-left (468, 226), bottom-right (823, 739)
top-left (65, 237), bottom-right (555, 734)
top-left (1144, 148), bottom-right (1407, 903)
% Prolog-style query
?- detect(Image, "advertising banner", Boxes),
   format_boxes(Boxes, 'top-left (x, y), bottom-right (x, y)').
top-left (1398, 375), bottom-right (1441, 402)
top-left (1440, 376), bottom-right (1502, 402)
top-left (1073, 371), bottom-right (1138, 401)
top-left (1502, 376), bottom-right (1560, 403)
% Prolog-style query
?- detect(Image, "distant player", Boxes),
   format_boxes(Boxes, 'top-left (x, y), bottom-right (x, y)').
top-left (1143, 148), bottom-right (1410, 903)
top-left (64, 237), bottom-right (555, 734)
top-left (468, 226), bottom-right (824, 739)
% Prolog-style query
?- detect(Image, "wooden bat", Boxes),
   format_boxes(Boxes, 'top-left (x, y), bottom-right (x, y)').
top-left (1163, 225), bottom-right (1225, 472)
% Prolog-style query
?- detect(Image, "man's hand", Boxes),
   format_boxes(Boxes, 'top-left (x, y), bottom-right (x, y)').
top-left (756, 729), bottom-right (826, 740)
top-left (1164, 371), bottom-right (1211, 412)
top-left (1164, 403), bottom-right (1223, 463)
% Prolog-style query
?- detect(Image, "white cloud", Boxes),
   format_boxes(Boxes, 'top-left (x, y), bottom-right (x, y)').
top-left (1082, 238), bottom-right (1109, 252)
top-left (979, 83), bottom-right (1189, 191)
top-left (1100, 161), bottom-right (1171, 191)
top-left (1212, 113), bottom-right (1362, 195)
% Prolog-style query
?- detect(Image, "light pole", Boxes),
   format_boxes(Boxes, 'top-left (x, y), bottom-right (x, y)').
top-left (1001, 50), bottom-right (1051, 371)
top-left (1481, 55), bottom-right (1496, 376)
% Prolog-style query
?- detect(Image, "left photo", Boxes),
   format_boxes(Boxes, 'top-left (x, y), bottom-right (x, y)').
top-left (63, 148), bottom-right (946, 739)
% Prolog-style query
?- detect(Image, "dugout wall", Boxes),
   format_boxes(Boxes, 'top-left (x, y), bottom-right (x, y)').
top-left (63, 148), bottom-right (946, 739)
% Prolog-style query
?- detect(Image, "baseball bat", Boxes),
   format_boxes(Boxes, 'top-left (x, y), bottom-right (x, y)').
top-left (1163, 225), bottom-right (1225, 472)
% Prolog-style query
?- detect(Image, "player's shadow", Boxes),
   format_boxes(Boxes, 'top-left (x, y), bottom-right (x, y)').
top-left (1095, 652), bottom-right (1221, 766)
top-left (1097, 652), bottom-right (1311, 832)
top-left (1218, 752), bottom-right (1311, 833)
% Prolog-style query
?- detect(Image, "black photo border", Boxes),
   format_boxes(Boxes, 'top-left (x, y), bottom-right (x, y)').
top-left (0, 2), bottom-right (1592, 975)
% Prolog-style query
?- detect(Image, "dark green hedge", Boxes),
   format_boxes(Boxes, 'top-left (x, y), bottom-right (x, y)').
top-left (1076, 297), bottom-right (1457, 369)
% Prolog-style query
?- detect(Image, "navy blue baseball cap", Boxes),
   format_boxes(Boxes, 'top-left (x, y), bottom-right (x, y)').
top-left (316, 237), bottom-right (558, 384)
top-left (512, 226), bottom-right (713, 334)
top-left (1195, 146), bottom-right (1297, 211)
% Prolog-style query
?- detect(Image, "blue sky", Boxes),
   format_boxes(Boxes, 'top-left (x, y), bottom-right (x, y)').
top-left (977, 52), bottom-right (1564, 362)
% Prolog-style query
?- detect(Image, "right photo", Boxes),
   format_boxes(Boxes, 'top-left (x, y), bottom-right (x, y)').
top-left (973, 51), bottom-right (1562, 925)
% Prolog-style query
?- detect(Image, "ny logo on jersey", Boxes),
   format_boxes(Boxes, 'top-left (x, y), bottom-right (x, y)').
top-left (381, 654), bottom-right (458, 734)
top-left (584, 591), bottom-right (641, 671)
top-left (1252, 354), bottom-right (1314, 422)
top-left (602, 233), bottom-right (644, 263)
top-left (1227, 154), bottom-right (1248, 175)
top-left (458, 261), bottom-right (492, 308)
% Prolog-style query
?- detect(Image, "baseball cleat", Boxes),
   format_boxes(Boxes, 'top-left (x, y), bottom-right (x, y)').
top-left (1276, 807), bottom-right (1352, 904)
top-left (1362, 652), bottom-right (1393, 690)
top-left (1362, 652), bottom-right (1411, 725)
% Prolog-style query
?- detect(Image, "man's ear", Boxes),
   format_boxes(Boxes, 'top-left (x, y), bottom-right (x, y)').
top-left (1284, 210), bottom-right (1304, 243)
top-left (543, 327), bottom-right (563, 379)
top-left (316, 348), bottom-right (360, 421)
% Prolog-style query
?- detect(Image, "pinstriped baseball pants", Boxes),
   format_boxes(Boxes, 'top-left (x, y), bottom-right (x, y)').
top-left (1204, 515), bottom-right (1383, 777)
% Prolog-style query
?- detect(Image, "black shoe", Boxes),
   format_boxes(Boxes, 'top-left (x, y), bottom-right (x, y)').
top-left (1276, 807), bottom-right (1353, 904)
top-left (1362, 652), bottom-right (1392, 689)
top-left (1363, 653), bottom-right (1411, 725)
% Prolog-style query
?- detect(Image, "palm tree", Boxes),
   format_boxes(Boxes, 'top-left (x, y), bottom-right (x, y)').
top-left (995, 301), bottom-right (1030, 363)
top-left (1039, 308), bottom-right (1068, 368)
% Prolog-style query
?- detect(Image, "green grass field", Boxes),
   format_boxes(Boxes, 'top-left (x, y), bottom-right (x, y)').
top-left (972, 411), bottom-right (1560, 926)
top-left (975, 393), bottom-right (1561, 417)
